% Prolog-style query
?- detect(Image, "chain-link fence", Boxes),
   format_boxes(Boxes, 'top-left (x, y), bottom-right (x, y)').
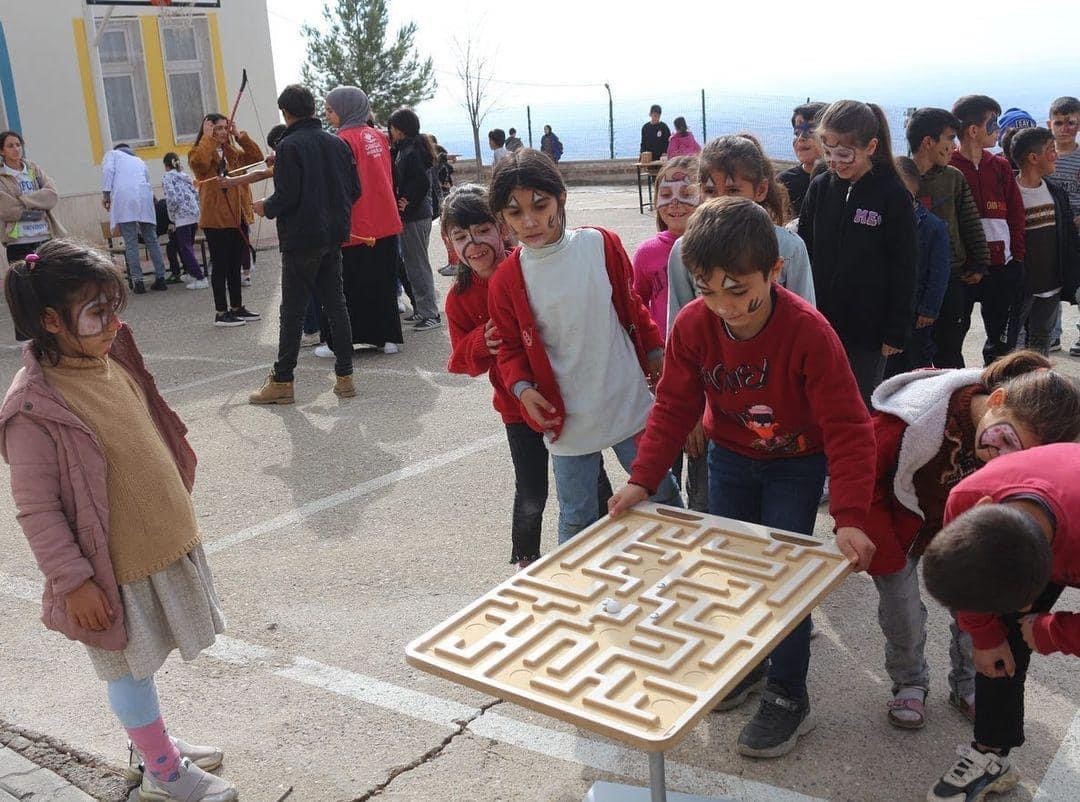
top-left (428, 88), bottom-right (913, 166)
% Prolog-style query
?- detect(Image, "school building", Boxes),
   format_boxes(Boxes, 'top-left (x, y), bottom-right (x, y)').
top-left (0, 0), bottom-right (279, 241)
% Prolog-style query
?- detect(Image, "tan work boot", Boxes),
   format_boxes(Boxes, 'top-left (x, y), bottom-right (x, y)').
top-left (249, 373), bottom-right (294, 405)
top-left (333, 374), bottom-right (356, 397)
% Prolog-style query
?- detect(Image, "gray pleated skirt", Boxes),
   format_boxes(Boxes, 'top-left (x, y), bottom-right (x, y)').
top-left (85, 545), bottom-right (226, 681)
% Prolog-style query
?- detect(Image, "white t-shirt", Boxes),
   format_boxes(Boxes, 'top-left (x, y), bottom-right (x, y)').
top-left (520, 227), bottom-right (654, 456)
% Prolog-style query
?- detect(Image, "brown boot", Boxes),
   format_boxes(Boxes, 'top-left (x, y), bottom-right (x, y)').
top-left (249, 374), bottom-right (294, 405)
top-left (333, 374), bottom-right (356, 398)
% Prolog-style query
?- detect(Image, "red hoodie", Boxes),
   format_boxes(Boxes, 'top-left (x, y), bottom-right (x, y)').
top-left (488, 227), bottom-right (663, 440)
top-left (949, 149), bottom-right (1026, 266)
top-left (628, 286), bottom-right (875, 531)
top-left (445, 274), bottom-right (522, 424)
top-left (946, 444), bottom-right (1080, 656)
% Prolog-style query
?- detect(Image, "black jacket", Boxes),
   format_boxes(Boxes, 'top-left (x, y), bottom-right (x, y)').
top-left (1045, 177), bottom-right (1080, 304)
top-left (392, 137), bottom-right (432, 223)
top-left (263, 117), bottom-right (360, 251)
top-left (798, 165), bottom-right (918, 350)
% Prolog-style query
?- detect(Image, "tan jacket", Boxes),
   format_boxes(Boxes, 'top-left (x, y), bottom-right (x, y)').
top-left (187, 131), bottom-right (263, 230)
top-left (0, 159), bottom-right (66, 275)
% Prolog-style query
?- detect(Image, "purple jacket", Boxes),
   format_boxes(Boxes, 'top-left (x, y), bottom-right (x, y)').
top-left (0, 325), bottom-right (196, 650)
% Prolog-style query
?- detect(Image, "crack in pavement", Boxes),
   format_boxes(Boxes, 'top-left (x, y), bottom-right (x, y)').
top-left (350, 699), bottom-right (503, 802)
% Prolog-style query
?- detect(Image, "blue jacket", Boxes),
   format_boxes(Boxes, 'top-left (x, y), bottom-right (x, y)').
top-left (913, 203), bottom-right (951, 319)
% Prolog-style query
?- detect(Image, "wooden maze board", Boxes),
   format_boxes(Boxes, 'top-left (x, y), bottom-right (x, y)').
top-left (407, 503), bottom-right (851, 751)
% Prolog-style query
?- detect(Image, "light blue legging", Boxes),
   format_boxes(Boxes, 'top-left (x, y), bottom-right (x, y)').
top-left (107, 674), bottom-right (162, 729)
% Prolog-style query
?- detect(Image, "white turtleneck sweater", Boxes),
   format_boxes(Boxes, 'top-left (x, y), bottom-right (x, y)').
top-left (519, 227), bottom-right (654, 456)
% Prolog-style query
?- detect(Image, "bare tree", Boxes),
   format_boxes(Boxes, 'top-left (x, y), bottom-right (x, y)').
top-left (454, 36), bottom-right (496, 179)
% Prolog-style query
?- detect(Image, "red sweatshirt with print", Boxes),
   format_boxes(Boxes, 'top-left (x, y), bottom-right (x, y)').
top-left (629, 286), bottom-right (875, 531)
top-left (488, 227), bottom-right (663, 440)
top-left (445, 274), bottom-right (522, 424)
top-left (945, 444), bottom-right (1080, 657)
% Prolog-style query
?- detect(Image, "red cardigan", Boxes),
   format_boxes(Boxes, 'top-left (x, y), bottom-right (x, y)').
top-left (488, 227), bottom-right (664, 440)
top-left (445, 273), bottom-right (522, 424)
top-left (865, 412), bottom-right (926, 575)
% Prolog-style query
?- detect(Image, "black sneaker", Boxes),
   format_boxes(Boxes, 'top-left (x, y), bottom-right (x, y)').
top-left (1049, 338), bottom-right (1062, 353)
top-left (713, 660), bottom-right (768, 712)
top-left (403, 312), bottom-right (422, 323)
top-left (214, 311), bottom-right (245, 327)
top-left (232, 306), bottom-right (260, 321)
top-left (928, 744), bottom-right (1019, 801)
top-left (132, 282), bottom-right (147, 295)
top-left (736, 685), bottom-right (814, 758)
top-left (166, 274), bottom-right (184, 284)
top-left (151, 277), bottom-right (168, 291)
top-left (413, 316), bottom-right (443, 332)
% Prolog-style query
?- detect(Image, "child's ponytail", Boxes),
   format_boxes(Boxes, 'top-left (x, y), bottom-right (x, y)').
top-left (981, 350), bottom-right (1080, 444)
top-left (818, 100), bottom-right (899, 181)
top-left (3, 238), bottom-right (127, 365)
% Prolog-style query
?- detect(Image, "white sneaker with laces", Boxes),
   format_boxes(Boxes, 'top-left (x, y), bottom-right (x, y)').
top-left (300, 332), bottom-right (321, 348)
top-left (313, 344), bottom-right (334, 358)
top-left (927, 744), bottom-right (1019, 801)
top-left (384, 342), bottom-right (400, 354)
top-left (138, 757), bottom-right (237, 801)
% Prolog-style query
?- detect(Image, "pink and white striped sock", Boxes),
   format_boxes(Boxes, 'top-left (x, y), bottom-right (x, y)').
top-left (126, 717), bottom-right (182, 783)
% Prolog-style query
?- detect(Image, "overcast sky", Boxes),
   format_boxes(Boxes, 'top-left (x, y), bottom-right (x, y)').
top-left (267, 0), bottom-right (1079, 115)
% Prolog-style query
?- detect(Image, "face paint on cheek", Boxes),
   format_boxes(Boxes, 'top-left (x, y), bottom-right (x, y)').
top-left (655, 175), bottom-right (699, 208)
top-left (747, 296), bottom-right (764, 314)
top-left (75, 294), bottom-right (110, 337)
top-left (978, 422), bottom-right (1024, 457)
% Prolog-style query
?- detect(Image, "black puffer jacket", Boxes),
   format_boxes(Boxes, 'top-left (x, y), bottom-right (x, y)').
top-left (392, 137), bottom-right (433, 223)
top-left (798, 165), bottom-right (918, 350)
top-left (262, 117), bottom-right (360, 251)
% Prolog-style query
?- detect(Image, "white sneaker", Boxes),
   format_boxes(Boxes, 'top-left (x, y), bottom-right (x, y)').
top-left (397, 295), bottom-right (409, 314)
top-left (384, 342), bottom-right (400, 355)
top-left (928, 744), bottom-right (1018, 801)
top-left (125, 737), bottom-right (224, 782)
top-left (300, 332), bottom-right (321, 348)
top-left (313, 344), bottom-right (334, 359)
top-left (138, 757), bottom-right (237, 801)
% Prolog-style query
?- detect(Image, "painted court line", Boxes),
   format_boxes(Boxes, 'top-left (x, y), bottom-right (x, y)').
top-left (1033, 709), bottom-right (1080, 800)
top-left (203, 433), bottom-right (504, 555)
top-left (0, 578), bottom-right (816, 800)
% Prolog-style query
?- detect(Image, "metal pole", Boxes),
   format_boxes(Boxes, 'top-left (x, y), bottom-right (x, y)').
top-left (83, 2), bottom-right (117, 156)
top-left (700, 89), bottom-right (706, 142)
top-left (527, 105), bottom-right (533, 148)
top-left (648, 752), bottom-right (667, 802)
top-left (605, 82), bottom-right (614, 159)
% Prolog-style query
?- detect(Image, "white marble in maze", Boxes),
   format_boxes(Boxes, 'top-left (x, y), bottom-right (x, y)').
top-left (407, 504), bottom-right (850, 750)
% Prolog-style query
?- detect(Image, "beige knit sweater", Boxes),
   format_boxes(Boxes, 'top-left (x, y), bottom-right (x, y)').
top-left (42, 356), bottom-right (200, 583)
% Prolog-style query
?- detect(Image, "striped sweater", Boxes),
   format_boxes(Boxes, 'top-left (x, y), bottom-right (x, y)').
top-left (917, 164), bottom-right (990, 276)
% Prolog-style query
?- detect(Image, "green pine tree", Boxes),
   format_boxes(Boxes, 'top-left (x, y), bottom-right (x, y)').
top-left (300, 0), bottom-right (436, 120)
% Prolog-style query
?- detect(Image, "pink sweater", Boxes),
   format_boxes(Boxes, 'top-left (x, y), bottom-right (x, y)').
top-left (633, 230), bottom-right (678, 338)
top-left (667, 132), bottom-right (702, 158)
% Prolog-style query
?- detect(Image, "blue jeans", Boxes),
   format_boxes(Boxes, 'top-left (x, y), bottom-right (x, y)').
top-left (118, 220), bottom-right (166, 285)
top-left (707, 443), bottom-right (826, 698)
top-left (552, 433), bottom-right (682, 543)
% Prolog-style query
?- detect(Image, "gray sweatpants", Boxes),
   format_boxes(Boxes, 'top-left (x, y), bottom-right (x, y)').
top-left (400, 218), bottom-right (439, 321)
top-left (873, 555), bottom-right (975, 698)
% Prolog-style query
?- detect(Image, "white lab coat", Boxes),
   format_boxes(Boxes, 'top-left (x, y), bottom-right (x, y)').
top-left (101, 149), bottom-right (156, 227)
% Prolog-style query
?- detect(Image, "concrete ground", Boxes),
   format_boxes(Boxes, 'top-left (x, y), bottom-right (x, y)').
top-left (0, 186), bottom-right (1077, 802)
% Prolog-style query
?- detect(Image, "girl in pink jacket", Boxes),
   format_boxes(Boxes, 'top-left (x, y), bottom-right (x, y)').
top-left (0, 240), bottom-right (237, 802)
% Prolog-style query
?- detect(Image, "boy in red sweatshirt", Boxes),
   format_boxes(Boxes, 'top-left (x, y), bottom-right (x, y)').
top-left (609, 196), bottom-right (877, 760)
top-left (950, 95), bottom-right (1027, 365)
top-left (922, 443), bottom-right (1080, 801)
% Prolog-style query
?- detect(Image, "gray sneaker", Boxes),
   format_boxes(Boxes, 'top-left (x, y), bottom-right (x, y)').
top-left (927, 744), bottom-right (1019, 801)
top-left (413, 317), bottom-right (443, 332)
top-left (1069, 342), bottom-right (1080, 357)
top-left (713, 660), bottom-right (768, 712)
top-left (125, 737), bottom-right (224, 782)
top-left (138, 757), bottom-right (237, 801)
top-left (736, 685), bottom-right (814, 758)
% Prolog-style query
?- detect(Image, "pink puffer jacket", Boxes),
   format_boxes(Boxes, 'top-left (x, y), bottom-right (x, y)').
top-left (0, 325), bottom-right (196, 650)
